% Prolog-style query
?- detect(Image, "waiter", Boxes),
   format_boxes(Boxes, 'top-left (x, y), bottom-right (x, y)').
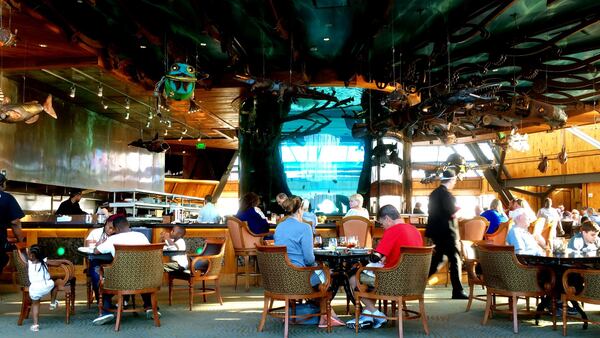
top-left (56, 190), bottom-right (87, 215)
top-left (0, 173), bottom-right (25, 270)
top-left (426, 169), bottom-right (467, 299)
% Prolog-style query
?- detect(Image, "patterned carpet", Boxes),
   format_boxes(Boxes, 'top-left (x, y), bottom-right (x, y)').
top-left (0, 283), bottom-right (598, 337)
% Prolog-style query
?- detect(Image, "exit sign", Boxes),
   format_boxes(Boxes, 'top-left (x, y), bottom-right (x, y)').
top-left (196, 143), bottom-right (206, 150)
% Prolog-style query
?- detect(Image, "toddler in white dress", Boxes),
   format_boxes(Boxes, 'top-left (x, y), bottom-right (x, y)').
top-left (25, 245), bottom-right (58, 332)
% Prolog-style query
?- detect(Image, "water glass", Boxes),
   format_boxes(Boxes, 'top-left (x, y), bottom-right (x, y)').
top-left (314, 236), bottom-right (323, 248)
top-left (338, 236), bottom-right (347, 247)
top-left (347, 235), bottom-right (359, 248)
top-left (573, 237), bottom-right (584, 251)
top-left (328, 238), bottom-right (337, 250)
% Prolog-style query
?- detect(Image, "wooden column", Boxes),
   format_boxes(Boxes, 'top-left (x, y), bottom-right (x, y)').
top-left (402, 139), bottom-right (413, 213)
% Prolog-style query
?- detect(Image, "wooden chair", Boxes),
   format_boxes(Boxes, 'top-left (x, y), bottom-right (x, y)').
top-left (561, 268), bottom-right (600, 336)
top-left (355, 246), bottom-right (434, 338)
top-left (462, 240), bottom-right (488, 312)
top-left (168, 238), bottom-right (226, 310)
top-left (13, 244), bottom-right (76, 325)
top-left (451, 217), bottom-right (489, 287)
top-left (485, 220), bottom-right (512, 245)
top-left (339, 216), bottom-right (373, 248)
top-left (99, 244), bottom-right (163, 331)
top-left (226, 216), bottom-right (269, 291)
top-left (255, 245), bottom-right (332, 338)
top-left (477, 243), bottom-right (556, 333)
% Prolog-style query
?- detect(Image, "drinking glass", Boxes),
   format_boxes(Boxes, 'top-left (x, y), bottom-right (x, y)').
top-left (314, 236), bottom-right (323, 248)
top-left (573, 237), bottom-right (584, 251)
top-left (347, 235), bottom-right (358, 248)
top-left (338, 236), bottom-right (347, 247)
top-left (328, 238), bottom-right (337, 250)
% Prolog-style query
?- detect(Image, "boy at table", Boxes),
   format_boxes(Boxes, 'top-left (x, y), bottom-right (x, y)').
top-left (347, 204), bottom-right (423, 329)
top-left (162, 225), bottom-right (188, 272)
top-left (92, 216), bottom-right (158, 326)
top-left (568, 220), bottom-right (600, 251)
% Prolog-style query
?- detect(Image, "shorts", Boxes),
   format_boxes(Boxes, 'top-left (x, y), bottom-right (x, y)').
top-left (29, 280), bottom-right (54, 300)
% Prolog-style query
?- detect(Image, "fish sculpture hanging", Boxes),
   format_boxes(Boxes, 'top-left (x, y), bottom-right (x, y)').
top-left (558, 144), bottom-right (568, 164)
top-left (0, 28), bottom-right (17, 47)
top-left (0, 94), bottom-right (57, 124)
top-left (128, 133), bottom-right (170, 153)
top-left (537, 153), bottom-right (549, 173)
top-left (154, 63), bottom-right (208, 114)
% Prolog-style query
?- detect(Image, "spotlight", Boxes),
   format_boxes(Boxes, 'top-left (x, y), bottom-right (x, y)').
top-left (146, 121), bottom-right (151, 128)
top-left (182, 129), bottom-right (188, 135)
top-left (182, 150), bottom-right (186, 154)
top-left (97, 85), bottom-right (103, 97)
top-left (167, 120), bottom-right (172, 128)
top-left (102, 101), bottom-right (108, 109)
top-left (125, 98), bottom-right (130, 110)
top-left (197, 137), bottom-right (201, 142)
top-left (178, 136), bottom-right (183, 141)
top-left (125, 112), bottom-right (130, 120)
top-left (69, 85), bottom-right (76, 98)
top-left (148, 112), bottom-right (153, 120)
top-left (164, 129), bottom-right (168, 136)
top-left (200, 42), bottom-right (207, 47)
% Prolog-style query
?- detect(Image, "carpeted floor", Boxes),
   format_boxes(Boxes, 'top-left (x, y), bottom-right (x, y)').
top-left (0, 283), bottom-right (598, 337)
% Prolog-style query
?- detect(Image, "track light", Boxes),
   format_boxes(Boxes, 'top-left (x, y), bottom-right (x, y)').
top-left (164, 129), bottom-right (168, 136)
top-left (148, 111), bottom-right (153, 120)
top-left (146, 121), bottom-right (151, 128)
top-left (125, 112), bottom-right (130, 120)
top-left (69, 85), bottom-right (76, 98)
top-left (167, 120), bottom-right (172, 128)
top-left (97, 84), bottom-right (103, 97)
top-left (182, 129), bottom-right (188, 135)
top-left (197, 137), bottom-right (201, 142)
top-left (102, 101), bottom-right (108, 109)
top-left (178, 136), bottom-right (183, 141)
top-left (125, 98), bottom-right (130, 110)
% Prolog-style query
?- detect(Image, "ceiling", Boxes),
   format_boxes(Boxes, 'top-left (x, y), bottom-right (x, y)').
top-left (2, 0), bottom-right (600, 148)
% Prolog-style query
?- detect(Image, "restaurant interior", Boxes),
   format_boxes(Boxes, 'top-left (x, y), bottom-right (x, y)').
top-left (1, 0), bottom-right (600, 337)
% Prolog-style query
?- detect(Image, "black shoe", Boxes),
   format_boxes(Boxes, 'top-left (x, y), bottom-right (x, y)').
top-left (452, 292), bottom-right (469, 300)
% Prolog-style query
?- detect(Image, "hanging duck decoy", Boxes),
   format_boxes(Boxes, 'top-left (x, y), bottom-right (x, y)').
top-left (558, 144), bottom-right (568, 164)
top-left (537, 153), bottom-right (549, 173)
top-left (154, 63), bottom-right (209, 114)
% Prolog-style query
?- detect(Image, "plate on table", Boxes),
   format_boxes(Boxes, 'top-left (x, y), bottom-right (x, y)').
top-left (349, 248), bottom-right (370, 254)
top-left (314, 248), bottom-right (334, 254)
top-left (77, 247), bottom-right (94, 254)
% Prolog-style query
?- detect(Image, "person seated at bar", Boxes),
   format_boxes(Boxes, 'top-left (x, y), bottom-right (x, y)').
top-left (92, 216), bottom-right (159, 325)
top-left (347, 204), bottom-right (423, 329)
top-left (301, 199), bottom-right (318, 233)
top-left (55, 190), bottom-right (87, 215)
top-left (481, 198), bottom-right (508, 234)
top-left (236, 192), bottom-right (270, 234)
top-left (412, 202), bottom-right (425, 214)
top-left (344, 193), bottom-right (369, 218)
top-left (506, 208), bottom-right (545, 256)
top-left (274, 195), bottom-right (344, 327)
top-left (197, 195), bottom-right (221, 223)
top-left (162, 225), bottom-right (188, 272)
top-left (568, 220), bottom-right (600, 251)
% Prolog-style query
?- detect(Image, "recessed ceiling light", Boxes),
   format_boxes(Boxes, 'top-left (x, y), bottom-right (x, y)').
top-left (182, 150), bottom-right (186, 154)
top-left (310, 47), bottom-right (318, 52)
top-left (200, 42), bottom-right (207, 47)
top-left (323, 37), bottom-right (330, 42)
top-left (139, 45), bottom-right (147, 49)
top-left (38, 44), bottom-right (47, 48)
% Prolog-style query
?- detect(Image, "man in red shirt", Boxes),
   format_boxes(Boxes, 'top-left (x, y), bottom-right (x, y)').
top-left (347, 204), bottom-right (423, 329)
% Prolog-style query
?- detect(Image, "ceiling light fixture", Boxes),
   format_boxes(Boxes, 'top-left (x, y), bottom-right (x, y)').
top-left (178, 136), bottom-right (183, 141)
top-left (182, 129), bottom-right (188, 135)
top-left (167, 120), bottom-right (172, 128)
top-left (97, 84), bottom-right (103, 97)
top-left (69, 85), bottom-right (76, 98)
top-left (182, 150), bottom-right (186, 154)
top-left (125, 98), bottom-right (130, 110)
top-left (323, 37), bottom-right (330, 42)
top-left (38, 44), bottom-right (47, 48)
top-left (148, 111), bottom-right (153, 120)
top-left (125, 112), bottom-right (130, 120)
top-left (200, 42), bottom-right (207, 47)
top-left (146, 121), bottom-right (151, 128)
top-left (102, 101), bottom-right (108, 109)
top-left (139, 45), bottom-right (147, 49)
top-left (197, 137), bottom-right (201, 142)
top-left (164, 129), bottom-right (168, 136)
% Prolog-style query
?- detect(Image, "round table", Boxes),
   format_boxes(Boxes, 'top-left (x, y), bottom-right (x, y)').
top-left (314, 249), bottom-right (370, 307)
top-left (517, 250), bottom-right (600, 329)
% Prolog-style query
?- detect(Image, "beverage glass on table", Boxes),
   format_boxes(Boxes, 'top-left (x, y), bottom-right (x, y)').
top-left (573, 237), bottom-right (584, 252)
top-left (328, 238), bottom-right (337, 250)
top-left (314, 236), bottom-right (322, 248)
top-left (347, 235), bottom-right (358, 248)
top-left (338, 236), bottom-right (347, 247)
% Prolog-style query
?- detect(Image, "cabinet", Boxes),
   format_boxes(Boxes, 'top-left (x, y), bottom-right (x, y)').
top-left (109, 189), bottom-right (204, 222)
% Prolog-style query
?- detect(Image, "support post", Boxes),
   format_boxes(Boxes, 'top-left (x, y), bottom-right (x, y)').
top-left (402, 139), bottom-right (413, 214)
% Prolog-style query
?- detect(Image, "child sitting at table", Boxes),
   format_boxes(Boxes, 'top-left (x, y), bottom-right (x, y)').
top-left (22, 245), bottom-right (59, 332)
top-left (162, 225), bottom-right (188, 272)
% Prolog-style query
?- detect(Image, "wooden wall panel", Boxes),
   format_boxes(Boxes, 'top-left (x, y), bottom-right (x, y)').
top-left (583, 183), bottom-right (600, 210)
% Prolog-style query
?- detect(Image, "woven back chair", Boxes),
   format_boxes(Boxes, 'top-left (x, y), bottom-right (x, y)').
top-left (355, 246), bottom-right (433, 338)
top-left (561, 268), bottom-right (600, 335)
top-left (340, 216), bottom-right (373, 248)
top-left (477, 243), bottom-right (556, 333)
top-left (255, 245), bottom-right (331, 338)
top-left (99, 244), bottom-right (163, 331)
top-left (226, 216), bottom-right (265, 291)
top-left (459, 217), bottom-right (489, 241)
top-left (168, 238), bottom-right (226, 310)
top-left (485, 220), bottom-right (512, 245)
top-left (13, 244), bottom-right (76, 325)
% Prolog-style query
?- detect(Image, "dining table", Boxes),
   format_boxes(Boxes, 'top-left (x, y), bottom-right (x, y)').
top-left (76, 247), bottom-right (187, 262)
top-left (314, 248), bottom-right (371, 308)
top-left (517, 250), bottom-right (600, 329)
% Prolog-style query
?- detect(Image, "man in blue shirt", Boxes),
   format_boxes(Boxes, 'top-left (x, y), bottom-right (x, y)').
top-left (197, 195), bottom-right (221, 223)
top-left (0, 174), bottom-right (25, 270)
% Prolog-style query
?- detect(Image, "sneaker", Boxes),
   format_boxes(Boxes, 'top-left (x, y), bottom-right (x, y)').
top-left (346, 315), bottom-right (374, 330)
top-left (93, 314), bottom-right (115, 326)
top-left (49, 300), bottom-right (59, 311)
top-left (365, 309), bottom-right (387, 329)
top-left (30, 324), bottom-right (39, 332)
top-left (145, 309), bottom-right (162, 320)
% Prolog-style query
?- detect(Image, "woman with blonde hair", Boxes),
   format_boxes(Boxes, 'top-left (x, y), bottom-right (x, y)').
top-left (344, 193), bottom-right (369, 218)
top-left (480, 199), bottom-right (508, 234)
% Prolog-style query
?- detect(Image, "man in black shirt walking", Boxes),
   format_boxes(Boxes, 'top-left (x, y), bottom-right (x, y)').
top-left (0, 174), bottom-right (25, 270)
top-left (426, 169), bottom-right (468, 299)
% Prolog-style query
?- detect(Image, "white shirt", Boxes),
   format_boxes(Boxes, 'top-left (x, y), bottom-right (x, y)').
top-left (537, 207), bottom-right (561, 222)
top-left (255, 206), bottom-right (268, 220)
top-left (28, 259), bottom-right (52, 285)
top-left (164, 238), bottom-right (188, 269)
top-left (345, 208), bottom-right (369, 218)
top-left (86, 227), bottom-right (104, 242)
top-left (96, 231), bottom-right (150, 257)
top-left (198, 202), bottom-right (221, 223)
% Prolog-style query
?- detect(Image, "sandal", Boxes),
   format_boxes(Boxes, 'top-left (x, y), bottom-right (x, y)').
top-left (49, 300), bottom-right (59, 311)
top-left (30, 324), bottom-right (40, 332)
